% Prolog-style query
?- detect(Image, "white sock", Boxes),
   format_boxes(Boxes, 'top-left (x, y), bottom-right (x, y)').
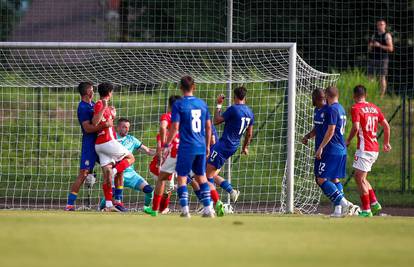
top-left (112, 168), bottom-right (118, 177)
top-left (334, 205), bottom-right (342, 214)
top-left (105, 201), bottom-right (113, 208)
top-left (181, 206), bottom-right (189, 214)
top-left (203, 206), bottom-right (212, 214)
top-left (340, 198), bottom-right (349, 207)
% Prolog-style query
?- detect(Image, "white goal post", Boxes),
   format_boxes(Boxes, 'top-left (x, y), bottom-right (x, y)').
top-left (0, 42), bottom-right (338, 213)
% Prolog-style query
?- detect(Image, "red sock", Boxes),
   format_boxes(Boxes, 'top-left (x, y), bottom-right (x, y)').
top-left (210, 189), bottom-right (220, 205)
top-left (160, 194), bottom-right (171, 212)
top-left (368, 189), bottom-right (378, 204)
top-left (102, 183), bottom-right (113, 201)
top-left (152, 194), bottom-right (162, 211)
top-left (360, 194), bottom-right (370, 211)
top-left (115, 159), bottom-right (130, 173)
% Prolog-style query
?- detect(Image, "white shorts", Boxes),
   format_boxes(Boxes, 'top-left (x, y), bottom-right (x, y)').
top-left (352, 154), bottom-right (378, 172)
top-left (95, 140), bottom-right (130, 167)
top-left (159, 155), bottom-right (177, 174)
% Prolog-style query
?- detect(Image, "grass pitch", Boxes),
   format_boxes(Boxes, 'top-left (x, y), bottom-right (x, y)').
top-left (0, 211), bottom-right (413, 267)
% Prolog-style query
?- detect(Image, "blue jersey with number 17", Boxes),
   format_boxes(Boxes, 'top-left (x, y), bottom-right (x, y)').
top-left (219, 104), bottom-right (255, 150)
top-left (319, 102), bottom-right (347, 155)
top-left (171, 96), bottom-right (210, 155)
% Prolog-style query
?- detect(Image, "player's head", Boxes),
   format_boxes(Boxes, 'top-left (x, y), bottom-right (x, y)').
top-left (97, 82), bottom-right (114, 99)
top-left (117, 117), bottom-right (130, 137)
top-left (325, 86), bottom-right (339, 103)
top-left (353, 84), bottom-right (367, 101)
top-left (376, 19), bottom-right (387, 33)
top-left (312, 89), bottom-right (325, 108)
top-left (234, 86), bottom-right (247, 102)
top-left (78, 81), bottom-right (94, 99)
top-left (168, 95), bottom-right (182, 110)
top-left (180, 76), bottom-right (195, 94)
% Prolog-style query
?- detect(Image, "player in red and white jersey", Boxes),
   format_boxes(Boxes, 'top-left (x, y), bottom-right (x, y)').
top-left (147, 95), bottom-right (182, 216)
top-left (346, 85), bottom-right (391, 217)
top-left (92, 83), bottom-right (135, 212)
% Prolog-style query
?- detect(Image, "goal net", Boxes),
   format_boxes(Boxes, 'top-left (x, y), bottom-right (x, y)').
top-left (0, 42), bottom-right (338, 214)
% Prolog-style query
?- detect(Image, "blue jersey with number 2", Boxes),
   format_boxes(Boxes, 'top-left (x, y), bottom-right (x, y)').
top-left (171, 96), bottom-right (210, 155)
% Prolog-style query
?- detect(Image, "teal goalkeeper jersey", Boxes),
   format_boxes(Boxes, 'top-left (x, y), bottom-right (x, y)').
top-left (116, 133), bottom-right (142, 173)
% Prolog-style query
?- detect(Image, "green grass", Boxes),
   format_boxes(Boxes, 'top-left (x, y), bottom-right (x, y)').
top-left (0, 211), bottom-right (414, 267)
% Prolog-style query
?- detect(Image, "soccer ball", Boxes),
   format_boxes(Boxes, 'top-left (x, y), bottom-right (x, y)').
top-left (223, 203), bottom-right (234, 214)
top-left (348, 204), bottom-right (361, 216)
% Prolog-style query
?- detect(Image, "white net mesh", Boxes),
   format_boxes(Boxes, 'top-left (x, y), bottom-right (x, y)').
top-left (0, 43), bottom-right (338, 213)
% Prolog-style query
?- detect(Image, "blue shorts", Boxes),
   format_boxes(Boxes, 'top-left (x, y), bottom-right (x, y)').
top-left (123, 171), bottom-right (146, 191)
top-left (176, 152), bottom-right (206, 177)
top-left (207, 143), bottom-right (236, 170)
top-left (314, 153), bottom-right (347, 179)
top-left (80, 141), bottom-right (97, 171)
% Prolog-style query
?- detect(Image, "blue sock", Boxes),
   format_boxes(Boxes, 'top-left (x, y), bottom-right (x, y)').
top-left (177, 186), bottom-right (189, 208)
top-left (194, 190), bottom-right (202, 202)
top-left (199, 182), bottom-right (211, 208)
top-left (220, 180), bottom-right (233, 194)
top-left (208, 177), bottom-right (214, 184)
top-left (334, 181), bottom-right (344, 194)
top-left (320, 180), bottom-right (343, 206)
top-left (67, 192), bottom-right (77, 205)
top-left (114, 187), bottom-right (123, 202)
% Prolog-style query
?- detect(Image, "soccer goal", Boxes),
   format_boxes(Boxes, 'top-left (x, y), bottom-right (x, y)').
top-left (0, 42), bottom-right (338, 214)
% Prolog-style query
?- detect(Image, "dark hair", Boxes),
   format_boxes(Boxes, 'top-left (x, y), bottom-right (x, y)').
top-left (117, 117), bottom-right (130, 124)
top-left (234, 86), bottom-right (247, 100)
top-left (353, 85), bottom-right (367, 98)
top-left (180, 76), bottom-right (195, 92)
top-left (325, 86), bottom-right (339, 98)
top-left (377, 18), bottom-right (387, 24)
top-left (78, 81), bottom-right (93, 96)
top-left (97, 82), bottom-right (114, 97)
top-left (168, 95), bottom-right (182, 108)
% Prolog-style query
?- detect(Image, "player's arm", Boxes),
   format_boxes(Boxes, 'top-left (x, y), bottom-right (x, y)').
top-left (380, 119), bottom-right (392, 152)
top-left (241, 125), bottom-right (253, 155)
top-left (82, 120), bottom-right (113, 134)
top-left (138, 144), bottom-right (156, 156)
top-left (213, 94), bottom-right (225, 125)
top-left (302, 127), bottom-right (316, 145)
top-left (165, 122), bottom-right (179, 146)
top-left (382, 33), bottom-right (394, 52)
top-left (205, 119), bottom-right (212, 156)
top-left (157, 119), bottom-right (169, 161)
top-left (315, 125), bottom-right (335, 160)
top-left (92, 100), bottom-right (107, 126)
top-left (346, 122), bottom-right (359, 147)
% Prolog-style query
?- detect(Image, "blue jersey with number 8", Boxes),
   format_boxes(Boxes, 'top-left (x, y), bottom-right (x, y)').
top-left (219, 104), bottom-right (254, 150)
top-left (171, 96), bottom-right (210, 155)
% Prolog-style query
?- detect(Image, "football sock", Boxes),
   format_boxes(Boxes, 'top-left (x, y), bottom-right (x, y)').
top-left (160, 194), bottom-right (171, 212)
top-left (210, 189), bottom-right (220, 205)
top-left (67, 192), bottom-right (77, 205)
top-left (143, 186), bottom-right (153, 207)
top-left (207, 177), bottom-right (215, 184)
top-left (360, 194), bottom-right (371, 211)
top-left (319, 180), bottom-right (343, 206)
top-left (177, 185), bottom-right (189, 210)
top-left (194, 190), bottom-right (202, 202)
top-left (220, 180), bottom-right (233, 194)
top-left (368, 189), bottom-right (378, 205)
top-left (102, 183), bottom-right (113, 207)
top-left (152, 194), bottom-right (162, 211)
top-left (199, 183), bottom-right (211, 208)
top-left (334, 181), bottom-right (344, 194)
top-left (114, 186), bottom-right (123, 202)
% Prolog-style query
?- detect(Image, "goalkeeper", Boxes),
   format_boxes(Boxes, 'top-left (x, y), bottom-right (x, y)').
top-left (100, 118), bottom-right (156, 211)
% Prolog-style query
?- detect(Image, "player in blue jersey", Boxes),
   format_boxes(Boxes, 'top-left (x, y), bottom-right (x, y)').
top-left (206, 86), bottom-right (254, 203)
top-left (65, 82), bottom-right (113, 211)
top-left (98, 118), bottom-right (156, 212)
top-left (163, 76), bottom-right (213, 218)
top-left (302, 87), bottom-right (353, 217)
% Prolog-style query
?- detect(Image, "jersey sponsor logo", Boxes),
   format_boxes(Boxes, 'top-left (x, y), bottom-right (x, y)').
top-left (85, 160), bottom-right (90, 166)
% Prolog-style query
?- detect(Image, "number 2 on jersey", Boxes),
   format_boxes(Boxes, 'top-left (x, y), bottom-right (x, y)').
top-left (191, 109), bottom-right (202, 133)
top-left (239, 117), bottom-right (251, 135)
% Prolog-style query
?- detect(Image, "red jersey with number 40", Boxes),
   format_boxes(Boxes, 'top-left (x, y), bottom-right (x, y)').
top-left (94, 100), bottom-right (117, 144)
top-left (351, 102), bottom-right (385, 152)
